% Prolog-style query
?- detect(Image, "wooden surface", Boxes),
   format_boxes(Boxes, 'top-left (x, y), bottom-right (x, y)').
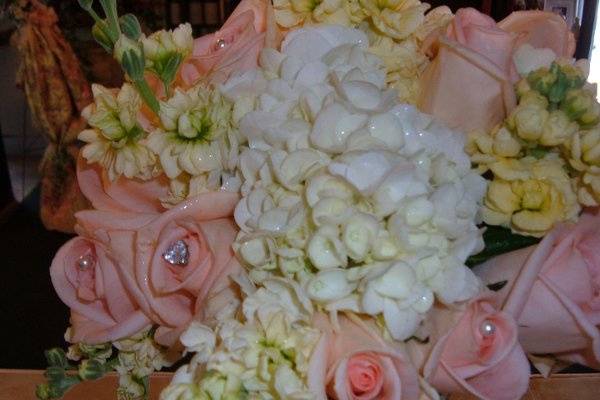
top-left (1, 370), bottom-right (600, 399)
top-left (0, 370), bottom-right (171, 400)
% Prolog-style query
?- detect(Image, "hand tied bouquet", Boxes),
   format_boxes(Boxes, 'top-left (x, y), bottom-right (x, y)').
top-left (37, 1), bottom-right (600, 400)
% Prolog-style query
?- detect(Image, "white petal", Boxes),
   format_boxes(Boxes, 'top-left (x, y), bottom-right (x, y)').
top-left (306, 269), bottom-right (354, 302)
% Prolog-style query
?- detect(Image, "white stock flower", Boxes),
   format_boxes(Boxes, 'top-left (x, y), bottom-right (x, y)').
top-left (80, 84), bottom-right (157, 181)
top-left (148, 85), bottom-right (234, 180)
top-left (166, 277), bottom-right (321, 399)
top-left (142, 23), bottom-right (193, 66)
top-left (180, 322), bottom-right (216, 367)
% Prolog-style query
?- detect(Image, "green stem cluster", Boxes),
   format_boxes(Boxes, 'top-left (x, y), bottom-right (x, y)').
top-left (36, 348), bottom-right (117, 400)
top-left (77, 0), bottom-right (160, 114)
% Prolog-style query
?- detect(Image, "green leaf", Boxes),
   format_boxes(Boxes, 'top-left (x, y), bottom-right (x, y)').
top-left (466, 225), bottom-right (540, 267)
top-left (120, 14), bottom-right (142, 40)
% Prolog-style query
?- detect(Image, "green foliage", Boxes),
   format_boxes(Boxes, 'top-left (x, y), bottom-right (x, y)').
top-left (466, 225), bottom-right (541, 267)
top-left (36, 346), bottom-right (117, 400)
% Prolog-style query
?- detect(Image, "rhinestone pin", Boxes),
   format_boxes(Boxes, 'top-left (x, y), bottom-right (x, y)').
top-left (216, 39), bottom-right (226, 49)
top-left (77, 254), bottom-right (95, 270)
top-left (163, 240), bottom-right (189, 266)
top-left (480, 320), bottom-right (496, 337)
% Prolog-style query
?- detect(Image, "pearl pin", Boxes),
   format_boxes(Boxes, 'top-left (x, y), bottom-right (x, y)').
top-left (216, 39), bottom-right (226, 49)
top-left (77, 254), bottom-right (94, 270)
top-left (480, 319), bottom-right (496, 336)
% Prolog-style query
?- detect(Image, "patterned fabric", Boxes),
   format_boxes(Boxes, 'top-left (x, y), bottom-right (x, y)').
top-left (11, 0), bottom-right (92, 232)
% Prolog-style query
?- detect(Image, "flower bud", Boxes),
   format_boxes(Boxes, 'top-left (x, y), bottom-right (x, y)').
top-left (510, 103), bottom-right (549, 141)
top-left (35, 384), bottom-right (57, 400)
top-left (113, 34), bottom-right (143, 65)
top-left (561, 89), bottom-right (600, 127)
top-left (540, 110), bottom-right (578, 146)
top-left (527, 67), bottom-right (556, 96)
top-left (92, 20), bottom-right (115, 52)
top-left (581, 129), bottom-right (600, 166)
top-left (515, 79), bottom-right (532, 98)
top-left (493, 126), bottom-right (521, 157)
top-left (518, 90), bottom-right (548, 108)
top-left (119, 14), bottom-right (142, 40)
top-left (45, 348), bottom-right (69, 369)
top-left (78, 359), bottom-right (105, 381)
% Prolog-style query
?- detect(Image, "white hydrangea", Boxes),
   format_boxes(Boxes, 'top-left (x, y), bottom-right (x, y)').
top-left (222, 25), bottom-right (486, 342)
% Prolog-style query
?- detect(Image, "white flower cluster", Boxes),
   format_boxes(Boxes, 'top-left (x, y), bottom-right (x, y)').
top-left (221, 26), bottom-right (486, 341)
top-left (113, 329), bottom-right (177, 399)
top-left (161, 277), bottom-right (321, 400)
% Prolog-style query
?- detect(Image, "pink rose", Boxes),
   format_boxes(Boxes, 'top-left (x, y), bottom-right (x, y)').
top-left (475, 211), bottom-right (600, 368)
top-left (50, 236), bottom-right (152, 344)
top-left (72, 191), bottom-right (241, 346)
top-left (308, 313), bottom-right (420, 400)
top-left (179, 0), bottom-right (273, 86)
top-left (446, 8), bottom-right (518, 77)
top-left (498, 10), bottom-right (576, 59)
top-left (409, 298), bottom-right (530, 400)
top-left (419, 8), bottom-right (517, 133)
top-left (77, 155), bottom-right (169, 214)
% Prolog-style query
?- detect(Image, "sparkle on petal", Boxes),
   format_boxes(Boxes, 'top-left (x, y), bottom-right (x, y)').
top-left (216, 39), bottom-right (226, 49)
top-left (163, 240), bottom-right (189, 266)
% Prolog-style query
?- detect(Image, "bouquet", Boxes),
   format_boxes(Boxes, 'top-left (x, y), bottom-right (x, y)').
top-left (38, 1), bottom-right (600, 399)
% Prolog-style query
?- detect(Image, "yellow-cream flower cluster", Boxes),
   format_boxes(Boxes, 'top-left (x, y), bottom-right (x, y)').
top-left (273, 0), bottom-right (452, 104)
top-left (468, 61), bottom-right (600, 236)
top-left (161, 278), bottom-right (321, 400)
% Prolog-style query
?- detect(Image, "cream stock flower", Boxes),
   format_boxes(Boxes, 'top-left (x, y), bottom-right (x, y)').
top-left (567, 128), bottom-right (600, 206)
top-left (114, 329), bottom-right (177, 399)
top-left (466, 126), bottom-right (522, 171)
top-left (273, 0), bottom-right (360, 29)
top-left (360, 0), bottom-right (430, 40)
top-left (142, 23), bottom-right (194, 68)
top-left (164, 277), bottom-right (321, 399)
top-left (507, 102), bottom-right (549, 142)
top-left (482, 156), bottom-right (580, 236)
top-left (147, 84), bottom-right (236, 197)
top-left (79, 84), bottom-right (157, 181)
top-left (367, 32), bottom-right (427, 104)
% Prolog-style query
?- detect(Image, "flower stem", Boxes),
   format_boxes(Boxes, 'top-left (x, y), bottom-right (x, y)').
top-left (134, 79), bottom-right (160, 115)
